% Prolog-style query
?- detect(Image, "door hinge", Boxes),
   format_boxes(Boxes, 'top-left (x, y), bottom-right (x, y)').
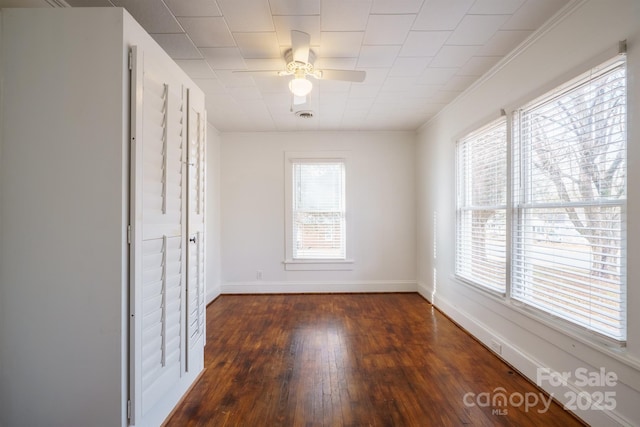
top-left (127, 225), bottom-right (132, 245)
top-left (128, 50), bottom-right (133, 70)
top-left (127, 400), bottom-right (132, 420)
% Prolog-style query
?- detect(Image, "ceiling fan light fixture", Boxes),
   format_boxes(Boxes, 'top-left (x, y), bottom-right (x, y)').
top-left (289, 76), bottom-right (312, 97)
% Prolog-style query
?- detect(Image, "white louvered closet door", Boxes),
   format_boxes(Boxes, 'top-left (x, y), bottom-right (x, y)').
top-left (129, 46), bottom-right (188, 425)
top-left (186, 88), bottom-right (206, 372)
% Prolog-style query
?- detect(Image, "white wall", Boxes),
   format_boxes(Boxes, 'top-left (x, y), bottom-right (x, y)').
top-left (416, 1), bottom-right (640, 425)
top-left (220, 131), bottom-right (416, 293)
top-left (0, 8), bottom-right (128, 427)
top-left (207, 123), bottom-right (222, 302)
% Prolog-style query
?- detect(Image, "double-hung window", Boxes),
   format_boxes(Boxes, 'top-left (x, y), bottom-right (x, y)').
top-left (292, 160), bottom-right (345, 259)
top-left (284, 152), bottom-right (352, 270)
top-left (512, 56), bottom-right (627, 341)
top-left (456, 118), bottom-right (508, 293)
top-left (455, 55), bottom-right (627, 343)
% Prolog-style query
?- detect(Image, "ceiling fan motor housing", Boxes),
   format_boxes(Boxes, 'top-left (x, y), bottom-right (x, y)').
top-left (284, 48), bottom-right (316, 75)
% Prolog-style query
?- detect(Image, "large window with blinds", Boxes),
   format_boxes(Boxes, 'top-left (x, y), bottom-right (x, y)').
top-left (513, 56), bottom-right (626, 342)
top-left (291, 160), bottom-right (346, 260)
top-left (455, 55), bottom-right (627, 342)
top-left (456, 118), bottom-right (507, 293)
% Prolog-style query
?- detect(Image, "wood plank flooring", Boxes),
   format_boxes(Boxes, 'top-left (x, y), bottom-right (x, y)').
top-left (165, 293), bottom-right (584, 426)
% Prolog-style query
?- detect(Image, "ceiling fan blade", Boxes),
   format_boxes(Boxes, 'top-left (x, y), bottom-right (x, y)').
top-left (293, 95), bottom-right (307, 105)
top-left (318, 69), bottom-right (366, 83)
top-left (291, 30), bottom-right (310, 63)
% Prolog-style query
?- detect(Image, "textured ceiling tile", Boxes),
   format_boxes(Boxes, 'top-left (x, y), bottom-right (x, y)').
top-left (112, 0), bottom-right (182, 33)
top-left (164, 0), bottom-right (221, 17)
top-left (354, 68), bottom-right (390, 84)
top-left (429, 45), bottom-right (478, 67)
top-left (150, 33), bottom-right (202, 59)
top-left (412, 0), bottom-right (474, 31)
top-left (72, 0), bottom-right (573, 131)
top-left (193, 78), bottom-right (227, 94)
top-left (201, 47), bottom-right (247, 69)
top-left (349, 83), bottom-right (382, 98)
top-left (273, 15), bottom-right (321, 46)
top-left (380, 76), bottom-right (418, 92)
top-left (315, 57), bottom-right (358, 70)
top-left (320, 32), bottom-right (364, 58)
top-left (175, 59), bottom-right (216, 79)
top-left (243, 58), bottom-right (287, 70)
top-left (502, 0), bottom-right (570, 30)
top-left (213, 70), bottom-right (258, 88)
top-left (371, 0), bottom-right (425, 14)
top-left (478, 30), bottom-right (532, 56)
top-left (389, 56), bottom-right (431, 76)
top-left (177, 17), bottom-right (235, 47)
top-left (233, 32), bottom-right (281, 59)
top-left (407, 84), bottom-right (440, 98)
top-left (217, 0), bottom-right (275, 32)
top-left (446, 14), bottom-right (510, 46)
top-left (346, 97), bottom-right (375, 109)
top-left (399, 31), bottom-right (450, 57)
top-left (443, 74), bottom-right (478, 91)
top-left (269, 0), bottom-right (321, 15)
top-left (417, 67), bottom-right (457, 85)
top-left (318, 79), bottom-right (352, 93)
top-left (468, 0), bottom-right (526, 15)
top-left (363, 14), bottom-right (416, 46)
top-left (64, 0), bottom-right (114, 5)
top-left (227, 86), bottom-right (264, 100)
top-left (321, 0), bottom-right (372, 31)
top-left (456, 55), bottom-right (501, 76)
top-left (356, 45), bottom-right (401, 68)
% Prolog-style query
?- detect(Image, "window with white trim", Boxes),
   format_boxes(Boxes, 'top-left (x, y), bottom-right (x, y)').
top-left (456, 118), bottom-right (508, 293)
top-left (513, 56), bottom-right (626, 342)
top-left (284, 152), bottom-right (352, 270)
top-left (455, 55), bottom-right (627, 342)
top-left (292, 160), bottom-right (345, 259)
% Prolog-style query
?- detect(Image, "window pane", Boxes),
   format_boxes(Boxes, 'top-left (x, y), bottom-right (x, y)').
top-left (293, 162), bottom-right (346, 259)
top-left (513, 57), bottom-right (626, 341)
top-left (456, 118), bottom-right (507, 292)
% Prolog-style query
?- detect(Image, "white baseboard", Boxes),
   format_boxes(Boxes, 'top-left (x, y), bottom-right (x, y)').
top-left (416, 281), bottom-right (434, 302)
top-left (433, 294), bottom-right (632, 427)
top-left (206, 285), bottom-right (221, 304)
top-left (221, 280), bottom-right (417, 294)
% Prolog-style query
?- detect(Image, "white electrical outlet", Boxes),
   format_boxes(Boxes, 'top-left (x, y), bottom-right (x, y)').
top-left (256, 271), bottom-right (263, 280)
top-left (490, 339), bottom-right (502, 355)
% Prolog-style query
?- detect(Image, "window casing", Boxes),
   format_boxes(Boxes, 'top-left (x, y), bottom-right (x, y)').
top-left (284, 152), bottom-right (352, 271)
top-left (455, 55), bottom-right (627, 343)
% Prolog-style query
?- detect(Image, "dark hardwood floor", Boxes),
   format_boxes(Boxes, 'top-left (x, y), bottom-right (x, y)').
top-left (165, 293), bottom-right (584, 426)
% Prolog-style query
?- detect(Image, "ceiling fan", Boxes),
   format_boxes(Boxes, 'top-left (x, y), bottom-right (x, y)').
top-left (234, 30), bottom-right (366, 106)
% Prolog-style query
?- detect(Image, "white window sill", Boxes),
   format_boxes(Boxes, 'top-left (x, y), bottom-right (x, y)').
top-left (283, 259), bottom-right (354, 271)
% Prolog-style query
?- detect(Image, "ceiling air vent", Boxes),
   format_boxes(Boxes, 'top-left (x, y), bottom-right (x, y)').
top-left (295, 110), bottom-right (314, 119)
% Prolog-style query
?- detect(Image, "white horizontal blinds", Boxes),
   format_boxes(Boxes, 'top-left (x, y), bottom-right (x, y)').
top-left (513, 56), bottom-right (627, 341)
top-left (456, 118), bottom-right (507, 292)
top-left (293, 161), bottom-right (346, 259)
